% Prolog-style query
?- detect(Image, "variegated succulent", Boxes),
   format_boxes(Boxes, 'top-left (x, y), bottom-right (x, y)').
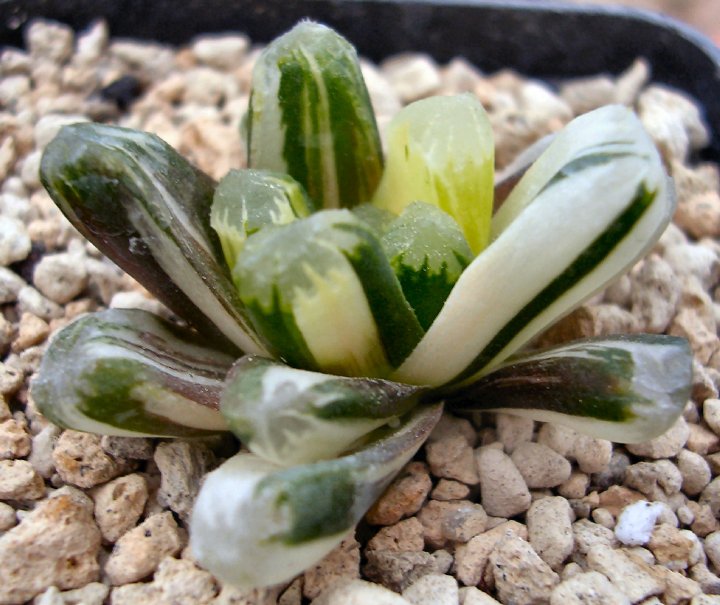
top-left (33, 21), bottom-right (692, 589)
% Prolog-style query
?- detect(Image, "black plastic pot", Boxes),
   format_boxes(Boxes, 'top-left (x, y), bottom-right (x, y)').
top-left (2, 0), bottom-right (720, 159)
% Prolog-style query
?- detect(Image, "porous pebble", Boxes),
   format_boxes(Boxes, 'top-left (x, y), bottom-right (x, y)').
top-left (53, 430), bottom-right (126, 488)
top-left (91, 473), bottom-right (147, 543)
top-left (550, 571), bottom-right (631, 605)
top-left (104, 511), bottom-right (185, 585)
top-left (527, 497), bottom-right (574, 571)
top-left (475, 446), bottom-right (531, 517)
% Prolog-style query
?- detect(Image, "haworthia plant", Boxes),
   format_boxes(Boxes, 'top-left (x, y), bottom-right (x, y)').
top-left (32, 308), bottom-right (232, 437)
top-left (33, 20), bottom-right (693, 592)
top-left (247, 21), bottom-right (383, 210)
top-left (191, 402), bottom-right (442, 588)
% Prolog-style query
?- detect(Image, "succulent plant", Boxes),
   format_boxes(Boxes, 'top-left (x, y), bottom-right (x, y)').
top-left (34, 21), bottom-right (692, 589)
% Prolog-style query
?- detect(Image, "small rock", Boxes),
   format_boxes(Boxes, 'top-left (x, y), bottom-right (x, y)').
top-left (687, 422), bottom-right (720, 455)
top-left (17, 286), bottom-right (63, 320)
top-left (670, 307), bottom-right (719, 365)
top-left (475, 446), bottom-right (531, 517)
top-left (53, 430), bottom-right (126, 488)
top-left (550, 570), bottom-right (631, 605)
top-left (33, 252), bottom-right (87, 304)
top-left (28, 424), bottom-right (60, 478)
top-left (0, 493), bottom-right (101, 603)
top-left (625, 460), bottom-right (683, 501)
top-left (34, 582), bottom-right (109, 605)
top-left (182, 67), bottom-right (236, 105)
top-left (614, 500), bottom-right (664, 546)
top-left (658, 566), bottom-right (702, 604)
top-left (431, 479), bottom-right (470, 501)
top-left (688, 501), bottom-right (718, 536)
top-left (366, 462), bottom-right (432, 525)
top-left (100, 435), bottom-right (154, 460)
top-left (367, 517), bottom-right (425, 552)
top-left (363, 550), bottom-right (441, 592)
top-left (313, 579), bottom-right (411, 605)
top-left (586, 544), bottom-right (664, 603)
top-left (453, 520), bottom-right (528, 587)
top-left (427, 415), bottom-right (476, 447)
top-left (381, 53), bottom-right (441, 103)
top-left (192, 34), bottom-right (249, 70)
top-left (648, 524), bottom-right (698, 570)
top-left (490, 535), bottom-right (559, 605)
top-left (511, 442), bottom-right (572, 488)
top-left (691, 563), bottom-right (720, 594)
top-left (91, 473), bottom-right (148, 543)
top-left (303, 536), bottom-right (360, 600)
top-left (426, 433), bottom-right (479, 485)
top-left (630, 255), bottom-right (681, 332)
top-left (458, 586), bottom-right (503, 605)
top-left (527, 497), bottom-right (574, 571)
top-left (154, 441), bottom-right (214, 523)
top-left (700, 477), bottom-right (720, 516)
top-left (0, 362), bottom-right (24, 396)
top-left (0, 266), bottom-right (26, 303)
top-left (677, 449), bottom-right (712, 496)
top-left (0, 416), bottom-right (31, 459)
top-left (0, 458), bottom-right (45, 499)
top-left (12, 311), bottom-right (49, 353)
top-left (676, 192), bottom-right (720, 239)
top-left (75, 20), bottom-right (109, 64)
top-left (104, 512), bottom-right (184, 585)
top-left (560, 75), bottom-right (616, 114)
top-left (597, 485), bottom-right (644, 517)
top-left (495, 414), bottom-right (534, 453)
top-left (417, 499), bottom-right (487, 548)
top-left (615, 58), bottom-right (651, 106)
top-left (25, 20), bottom-right (74, 63)
top-left (573, 519), bottom-right (619, 555)
top-left (0, 216), bottom-right (31, 266)
top-left (704, 398), bottom-right (720, 435)
top-left (402, 574), bottom-right (458, 605)
top-left (0, 500), bottom-right (16, 530)
top-left (558, 472), bottom-right (589, 499)
top-left (704, 530), bottom-right (720, 571)
top-left (626, 416), bottom-right (690, 458)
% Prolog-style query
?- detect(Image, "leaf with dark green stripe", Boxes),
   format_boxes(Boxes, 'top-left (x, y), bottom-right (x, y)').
top-left (190, 402), bottom-right (442, 589)
top-left (211, 169), bottom-right (315, 271)
top-left (382, 202), bottom-right (473, 330)
top-left (371, 94), bottom-right (494, 253)
top-left (443, 335), bottom-right (691, 443)
top-left (31, 309), bottom-right (233, 437)
top-left (233, 210), bottom-right (424, 377)
top-left (40, 123), bottom-right (266, 354)
top-left (393, 105), bottom-right (674, 387)
top-left (221, 355), bottom-right (426, 465)
top-left (247, 21), bottom-right (383, 209)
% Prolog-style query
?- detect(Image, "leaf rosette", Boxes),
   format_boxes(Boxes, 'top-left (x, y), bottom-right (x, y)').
top-left (34, 21), bottom-right (692, 590)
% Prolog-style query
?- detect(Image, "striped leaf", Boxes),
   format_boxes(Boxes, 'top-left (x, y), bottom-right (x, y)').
top-left (221, 355), bottom-right (425, 465)
top-left (31, 309), bottom-right (233, 437)
top-left (233, 210), bottom-right (424, 377)
top-left (382, 202), bottom-right (473, 330)
top-left (190, 402), bottom-right (442, 589)
top-left (443, 335), bottom-right (692, 443)
top-left (40, 123), bottom-right (266, 354)
top-left (210, 169), bottom-right (316, 271)
top-left (371, 94), bottom-right (494, 253)
top-left (393, 106), bottom-right (673, 387)
top-left (247, 21), bottom-right (383, 209)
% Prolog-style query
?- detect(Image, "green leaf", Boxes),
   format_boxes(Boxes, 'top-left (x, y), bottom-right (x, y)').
top-left (221, 355), bottom-right (426, 465)
top-left (233, 209), bottom-right (424, 377)
top-left (190, 402), bottom-right (442, 589)
top-left (210, 169), bottom-right (316, 271)
top-left (393, 106), bottom-right (674, 387)
top-left (31, 309), bottom-right (233, 437)
top-left (247, 21), bottom-right (383, 210)
top-left (371, 94), bottom-right (494, 254)
top-left (382, 202), bottom-right (473, 330)
top-left (40, 123), bottom-right (266, 354)
top-left (443, 335), bottom-right (692, 443)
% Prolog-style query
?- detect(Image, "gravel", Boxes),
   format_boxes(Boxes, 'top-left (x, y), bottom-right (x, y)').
top-left (1, 15), bottom-right (720, 605)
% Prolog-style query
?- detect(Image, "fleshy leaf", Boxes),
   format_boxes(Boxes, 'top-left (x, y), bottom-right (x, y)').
top-left (371, 94), bottom-right (494, 253)
top-left (443, 335), bottom-right (691, 443)
top-left (210, 169), bottom-right (316, 271)
top-left (221, 355), bottom-right (425, 465)
top-left (393, 106), bottom-right (674, 387)
top-left (40, 123), bottom-right (266, 354)
top-left (247, 21), bottom-right (383, 209)
top-left (233, 209), bottom-right (424, 377)
top-left (382, 201), bottom-right (473, 330)
top-left (190, 402), bottom-right (442, 589)
top-left (31, 309), bottom-right (233, 437)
